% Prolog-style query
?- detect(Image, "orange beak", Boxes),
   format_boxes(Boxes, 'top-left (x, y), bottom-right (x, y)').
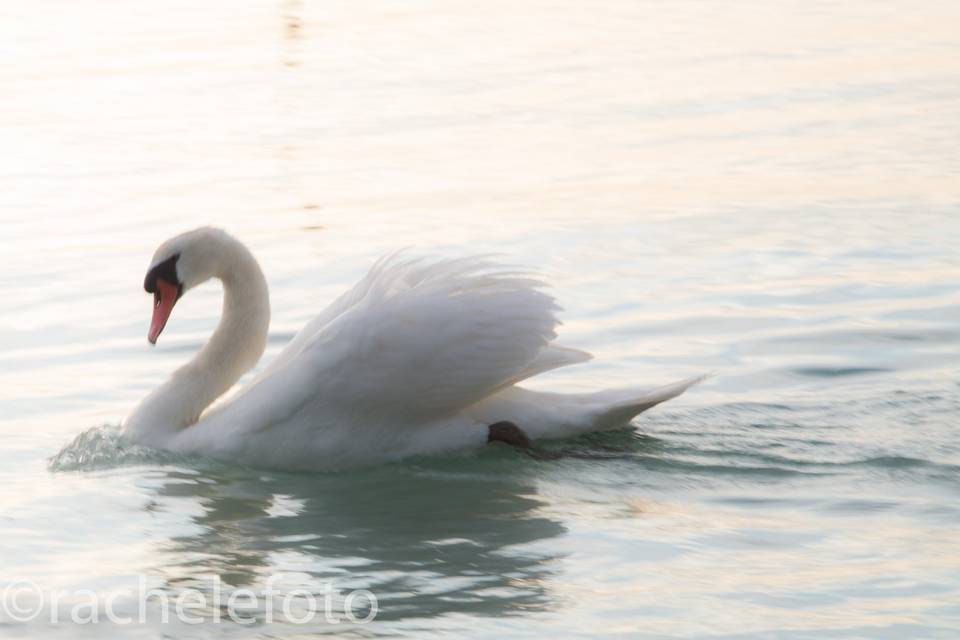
top-left (148, 279), bottom-right (180, 344)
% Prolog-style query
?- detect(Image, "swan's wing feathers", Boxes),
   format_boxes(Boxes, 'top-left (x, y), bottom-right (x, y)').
top-left (259, 250), bottom-right (412, 376)
top-left (311, 255), bottom-right (562, 422)
top-left (495, 344), bottom-right (593, 392)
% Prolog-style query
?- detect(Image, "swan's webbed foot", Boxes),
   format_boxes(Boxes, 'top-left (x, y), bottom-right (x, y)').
top-left (487, 421), bottom-right (561, 460)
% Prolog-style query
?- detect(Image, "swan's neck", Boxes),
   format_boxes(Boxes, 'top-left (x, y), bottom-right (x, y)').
top-left (126, 242), bottom-right (270, 446)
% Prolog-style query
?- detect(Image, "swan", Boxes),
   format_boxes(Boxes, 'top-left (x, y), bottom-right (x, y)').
top-left (123, 227), bottom-right (702, 470)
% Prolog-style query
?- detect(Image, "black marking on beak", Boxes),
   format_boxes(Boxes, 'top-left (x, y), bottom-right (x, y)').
top-left (144, 254), bottom-right (184, 300)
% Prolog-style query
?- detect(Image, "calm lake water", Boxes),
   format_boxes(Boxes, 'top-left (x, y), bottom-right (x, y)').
top-left (2, 0), bottom-right (959, 637)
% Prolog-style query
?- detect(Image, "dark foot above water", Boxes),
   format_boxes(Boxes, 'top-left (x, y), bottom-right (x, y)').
top-left (487, 421), bottom-right (631, 461)
top-left (487, 421), bottom-right (534, 449)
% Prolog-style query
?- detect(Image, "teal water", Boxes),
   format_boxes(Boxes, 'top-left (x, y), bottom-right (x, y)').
top-left (1, 0), bottom-right (959, 637)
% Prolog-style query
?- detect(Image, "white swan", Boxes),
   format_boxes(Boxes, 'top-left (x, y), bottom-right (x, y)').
top-left (124, 227), bottom-right (702, 470)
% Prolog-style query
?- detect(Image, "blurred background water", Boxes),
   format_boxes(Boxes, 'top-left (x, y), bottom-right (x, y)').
top-left (1, 0), bottom-right (959, 637)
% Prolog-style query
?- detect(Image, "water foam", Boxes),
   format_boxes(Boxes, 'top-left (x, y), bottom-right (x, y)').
top-left (48, 424), bottom-right (183, 471)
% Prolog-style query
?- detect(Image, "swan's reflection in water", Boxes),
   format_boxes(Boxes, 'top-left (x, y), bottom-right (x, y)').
top-left (145, 456), bottom-right (565, 622)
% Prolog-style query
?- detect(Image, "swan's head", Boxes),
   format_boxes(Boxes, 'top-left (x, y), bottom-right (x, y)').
top-left (143, 227), bottom-right (236, 344)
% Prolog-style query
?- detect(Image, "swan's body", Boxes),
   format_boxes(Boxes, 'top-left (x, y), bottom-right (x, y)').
top-left (124, 228), bottom-right (701, 471)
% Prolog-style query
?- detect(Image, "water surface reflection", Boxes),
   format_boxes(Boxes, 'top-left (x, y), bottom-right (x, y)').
top-left (146, 458), bottom-right (565, 621)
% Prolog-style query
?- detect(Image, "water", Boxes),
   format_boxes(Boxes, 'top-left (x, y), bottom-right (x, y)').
top-left (2, 0), bottom-right (959, 636)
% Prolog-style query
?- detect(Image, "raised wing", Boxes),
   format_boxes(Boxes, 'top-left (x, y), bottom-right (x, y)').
top-left (302, 254), bottom-right (566, 422)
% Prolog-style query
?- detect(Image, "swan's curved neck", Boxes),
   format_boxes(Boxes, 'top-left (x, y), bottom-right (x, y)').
top-left (126, 240), bottom-right (270, 445)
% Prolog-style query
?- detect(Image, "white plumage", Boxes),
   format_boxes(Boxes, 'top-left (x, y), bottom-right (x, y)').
top-left (124, 228), bottom-right (702, 471)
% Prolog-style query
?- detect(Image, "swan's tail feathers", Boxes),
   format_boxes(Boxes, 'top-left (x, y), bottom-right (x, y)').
top-left (592, 375), bottom-right (708, 430)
